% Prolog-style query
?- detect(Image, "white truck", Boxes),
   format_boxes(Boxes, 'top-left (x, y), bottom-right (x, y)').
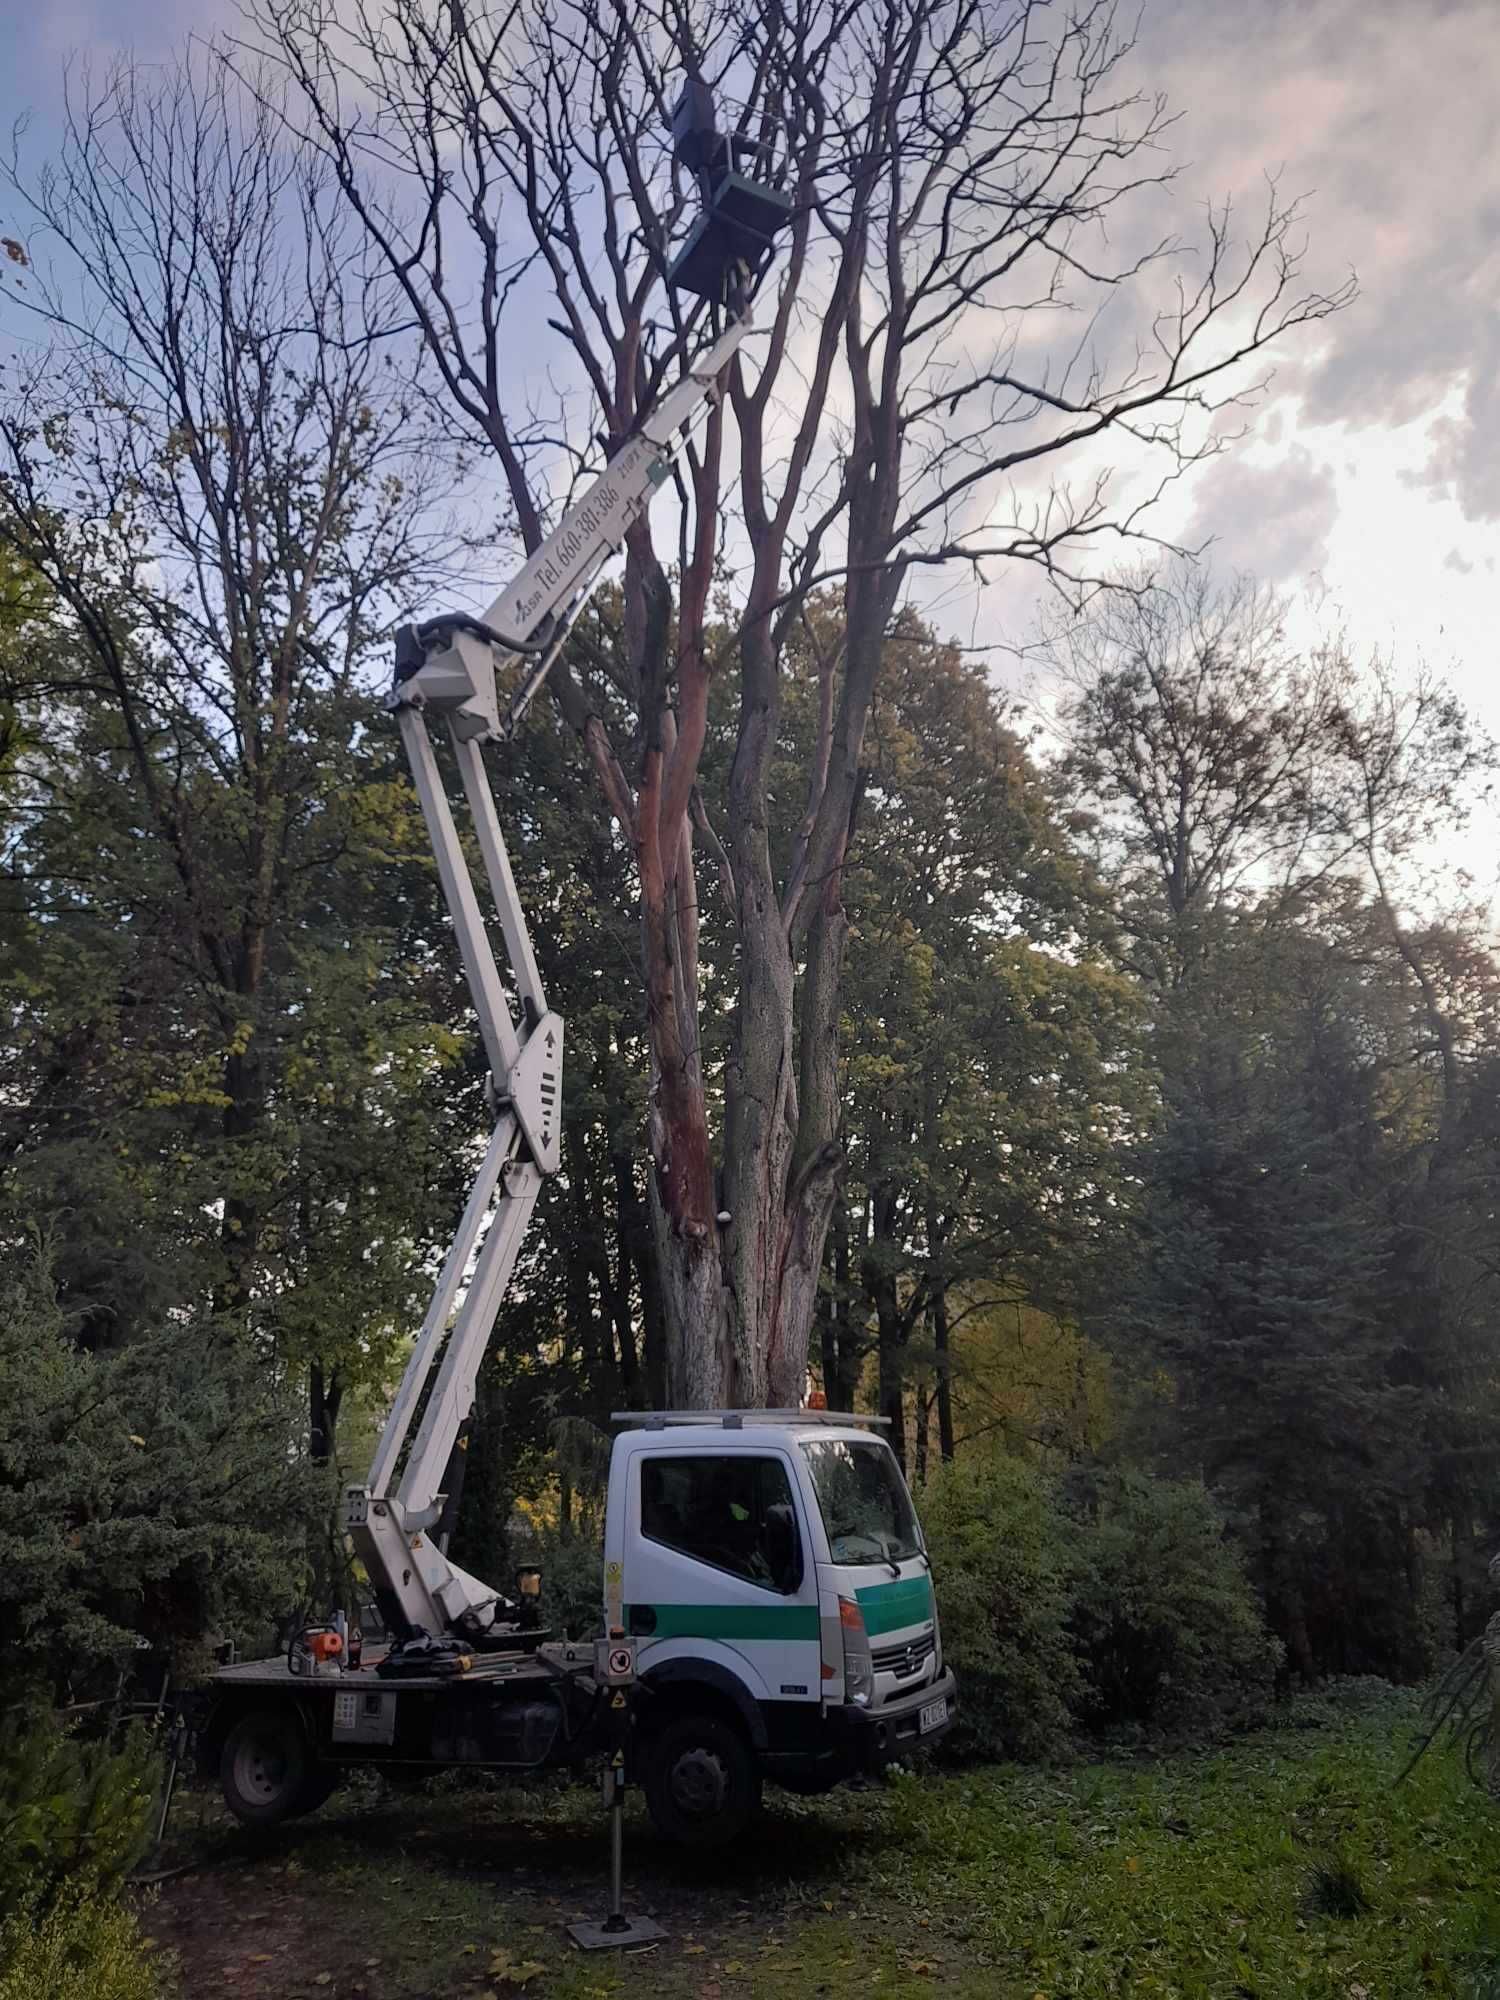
top-left (203, 1410), bottom-right (953, 1845)
top-left (195, 120), bottom-right (954, 1846)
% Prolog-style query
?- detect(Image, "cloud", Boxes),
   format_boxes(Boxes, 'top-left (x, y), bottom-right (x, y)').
top-left (1184, 445), bottom-right (1339, 586)
top-left (1130, 0), bottom-right (1500, 522)
top-left (1423, 369), bottom-right (1500, 521)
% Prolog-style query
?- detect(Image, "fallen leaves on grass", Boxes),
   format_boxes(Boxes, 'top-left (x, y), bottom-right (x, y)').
top-left (488, 1948), bottom-right (547, 1986)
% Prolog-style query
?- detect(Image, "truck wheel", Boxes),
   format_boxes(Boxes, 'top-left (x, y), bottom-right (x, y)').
top-left (642, 1712), bottom-right (761, 1849)
top-left (220, 1706), bottom-right (325, 1826)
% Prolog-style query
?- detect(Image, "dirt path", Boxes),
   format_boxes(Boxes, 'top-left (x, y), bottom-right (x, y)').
top-left (139, 1778), bottom-right (980, 2000)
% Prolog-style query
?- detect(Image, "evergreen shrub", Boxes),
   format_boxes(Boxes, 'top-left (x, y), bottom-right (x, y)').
top-left (0, 1888), bottom-right (161, 2000)
top-left (1063, 1468), bottom-right (1281, 1734)
top-left (0, 1712), bottom-right (158, 1918)
top-left (921, 1454), bottom-right (1281, 1758)
top-left (0, 1711), bottom-right (163, 2000)
top-left (0, 1254), bottom-right (328, 1700)
top-left (919, 1453), bottom-right (1079, 1760)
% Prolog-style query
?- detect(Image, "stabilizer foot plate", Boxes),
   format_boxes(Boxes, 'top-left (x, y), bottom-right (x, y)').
top-left (567, 1914), bottom-right (667, 1952)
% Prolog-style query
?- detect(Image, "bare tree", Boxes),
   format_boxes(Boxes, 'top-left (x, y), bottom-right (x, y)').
top-left (248, 0), bottom-right (1350, 1405)
top-left (1319, 662), bottom-right (1494, 1133)
top-left (1045, 562), bottom-right (1361, 983)
top-left (0, 57), bottom-right (454, 1450)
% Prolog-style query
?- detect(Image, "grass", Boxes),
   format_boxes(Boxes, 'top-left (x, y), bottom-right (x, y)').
top-left (873, 1704), bottom-right (1495, 1998)
top-left (146, 1689), bottom-right (1500, 2000)
top-left (1303, 1850), bottom-right (1373, 1920)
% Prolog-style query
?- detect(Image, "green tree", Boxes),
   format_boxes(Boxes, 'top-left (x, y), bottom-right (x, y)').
top-left (0, 1251), bottom-right (325, 1697)
top-left (825, 614), bottom-right (1142, 1469)
top-left (0, 61), bottom-right (472, 1454)
top-left (1054, 569), bottom-right (1499, 1676)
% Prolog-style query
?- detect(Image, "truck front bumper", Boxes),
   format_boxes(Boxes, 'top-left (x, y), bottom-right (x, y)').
top-left (846, 1669), bottom-right (957, 1770)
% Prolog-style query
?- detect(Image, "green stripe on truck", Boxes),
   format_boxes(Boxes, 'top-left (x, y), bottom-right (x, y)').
top-left (631, 1603), bottom-right (821, 1641)
top-left (854, 1574), bottom-right (933, 1635)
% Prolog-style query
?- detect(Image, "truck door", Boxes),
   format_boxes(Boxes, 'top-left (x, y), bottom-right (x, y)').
top-left (626, 1449), bottom-right (821, 1704)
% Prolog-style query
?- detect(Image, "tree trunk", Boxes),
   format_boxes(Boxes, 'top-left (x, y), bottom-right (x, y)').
top-left (819, 1201), bottom-right (859, 1410)
top-left (719, 613), bottom-right (801, 1410)
top-left (931, 1289), bottom-right (955, 1462)
top-left (309, 1359), bottom-right (343, 1464)
top-left (875, 1273), bottom-right (908, 1472)
top-left (1259, 1491), bottom-right (1314, 1686)
top-left (218, 1031), bottom-right (264, 1314)
top-left (614, 1149), bottom-right (666, 1406)
top-left (767, 885), bottom-right (849, 1406)
top-left (638, 1245), bottom-right (668, 1408)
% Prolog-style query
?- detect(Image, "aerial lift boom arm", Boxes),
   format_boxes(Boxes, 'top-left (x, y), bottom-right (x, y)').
top-left (345, 313), bottom-right (754, 1644)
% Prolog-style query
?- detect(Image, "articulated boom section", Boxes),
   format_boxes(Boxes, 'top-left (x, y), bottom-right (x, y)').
top-left (346, 669), bottom-right (565, 1644)
top-left (350, 316), bottom-right (749, 1644)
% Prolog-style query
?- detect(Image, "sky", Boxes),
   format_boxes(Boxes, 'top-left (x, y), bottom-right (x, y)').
top-left (1127, 0), bottom-right (1500, 697)
top-left (1127, 0), bottom-right (1500, 905)
top-left (2, 0), bottom-right (1496, 871)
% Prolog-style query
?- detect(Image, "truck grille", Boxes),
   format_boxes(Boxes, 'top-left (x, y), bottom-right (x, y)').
top-left (872, 1630), bottom-right (935, 1679)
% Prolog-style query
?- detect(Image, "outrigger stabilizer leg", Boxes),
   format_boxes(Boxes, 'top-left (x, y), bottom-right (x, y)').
top-left (567, 1680), bottom-right (664, 1951)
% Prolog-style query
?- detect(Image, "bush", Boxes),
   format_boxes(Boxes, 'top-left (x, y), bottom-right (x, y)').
top-left (0, 1887), bottom-right (162, 2000)
top-left (1063, 1469), bottom-right (1280, 1735)
top-left (0, 1712), bottom-right (164, 2000)
top-left (0, 1712), bottom-right (159, 1920)
top-left (920, 1453), bottom-right (1079, 1761)
top-left (0, 1253), bottom-right (329, 1701)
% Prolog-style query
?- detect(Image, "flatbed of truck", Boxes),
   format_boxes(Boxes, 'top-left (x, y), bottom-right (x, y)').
top-left (213, 1641), bottom-right (594, 1694)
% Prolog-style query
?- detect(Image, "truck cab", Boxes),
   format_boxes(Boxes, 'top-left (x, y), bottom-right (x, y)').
top-left (607, 1411), bottom-right (956, 1845)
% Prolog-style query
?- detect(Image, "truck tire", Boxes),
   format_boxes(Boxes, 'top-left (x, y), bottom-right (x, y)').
top-left (220, 1706), bottom-right (333, 1826)
top-left (642, 1711), bottom-right (761, 1849)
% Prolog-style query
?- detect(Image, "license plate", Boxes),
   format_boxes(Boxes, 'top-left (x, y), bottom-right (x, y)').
top-left (919, 1696), bottom-right (948, 1734)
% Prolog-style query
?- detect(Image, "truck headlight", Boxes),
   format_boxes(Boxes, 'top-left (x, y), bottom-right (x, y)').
top-left (839, 1596), bottom-right (874, 1708)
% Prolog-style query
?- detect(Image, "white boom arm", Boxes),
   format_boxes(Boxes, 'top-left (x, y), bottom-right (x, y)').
top-left (346, 314), bottom-right (751, 1643)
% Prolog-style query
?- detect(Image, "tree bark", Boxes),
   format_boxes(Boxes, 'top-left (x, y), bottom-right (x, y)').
top-left (932, 1289), bottom-right (955, 1463)
top-left (309, 1359), bottom-right (343, 1464)
top-left (819, 1201), bottom-right (859, 1411)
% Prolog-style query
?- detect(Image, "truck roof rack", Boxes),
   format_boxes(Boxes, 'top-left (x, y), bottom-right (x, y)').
top-left (610, 1408), bottom-right (890, 1430)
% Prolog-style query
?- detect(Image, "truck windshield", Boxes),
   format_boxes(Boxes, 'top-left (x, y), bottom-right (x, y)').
top-left (801, 1438), bottom-right (922, 1567)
